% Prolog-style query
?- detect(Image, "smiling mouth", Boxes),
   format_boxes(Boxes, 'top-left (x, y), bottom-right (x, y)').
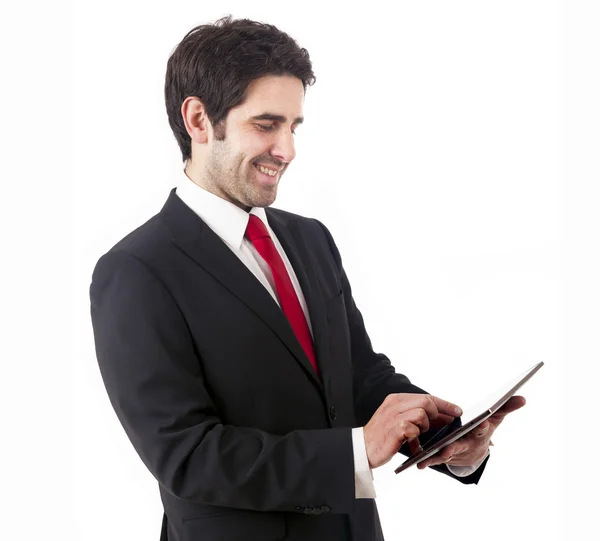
top-left (253, 163), bottom-right (280, 177)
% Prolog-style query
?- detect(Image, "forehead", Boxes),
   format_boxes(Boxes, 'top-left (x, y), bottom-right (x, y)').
top-left (232, 75), bottom-right (305, 120)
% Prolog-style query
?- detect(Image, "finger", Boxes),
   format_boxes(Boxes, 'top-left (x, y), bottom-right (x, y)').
top-left (432, 413), bottom-right (455, 426)
top-left (438, 447), bottom-right (456, 462)
top-left (440, 439), bottom-right (472, 460)
top-left (489, 396), bottom-right (527, 428)
top-left (388, 394), bottom-right (441, 420)
top-left (430, 395), bottom-right (463, 418)
top-left (417, 454), bottom-right (452, 469)
top-left (497, 396), bottom-right (526, 415)
top-left (395, 420), bottom-right (421, 444)
top-left (474, 420), bottom-right (490, 438)
top-left (417, 442), bottom-right (459, 469)
top-left (399, 407), bottom-right (431, 434)
top-left (408, 438), bottom-right (423, 456)
top-left (428, 412), bottom-right (456, 431)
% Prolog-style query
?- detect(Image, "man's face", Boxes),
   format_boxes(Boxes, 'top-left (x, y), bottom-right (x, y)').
top-left (202, 75), bottom-right (305, 210)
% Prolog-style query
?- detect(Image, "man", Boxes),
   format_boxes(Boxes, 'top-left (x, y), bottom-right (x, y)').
top-left (90, 15), bottom-right (525, 541)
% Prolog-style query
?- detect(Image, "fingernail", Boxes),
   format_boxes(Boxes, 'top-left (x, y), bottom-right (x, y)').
top-left (454, 406), bottom-right (463, 416)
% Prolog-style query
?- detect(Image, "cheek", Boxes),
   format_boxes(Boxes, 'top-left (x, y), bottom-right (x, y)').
top-left (243, 136), bottom-right (271, 162)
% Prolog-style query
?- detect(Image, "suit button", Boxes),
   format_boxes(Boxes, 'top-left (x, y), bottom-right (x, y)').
top-left (329, 406), bottom-right (337, 420)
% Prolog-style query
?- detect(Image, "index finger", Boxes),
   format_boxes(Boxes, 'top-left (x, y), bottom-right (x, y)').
top-left (429, 395), bottom-right (463, 418)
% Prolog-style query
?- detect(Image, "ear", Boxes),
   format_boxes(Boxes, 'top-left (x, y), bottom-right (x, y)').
top-left (181, 96), bottom-right (211, 145)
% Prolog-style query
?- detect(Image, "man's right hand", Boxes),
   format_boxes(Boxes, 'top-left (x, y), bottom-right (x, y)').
top-left (363, 394), bottom-right (463, 469)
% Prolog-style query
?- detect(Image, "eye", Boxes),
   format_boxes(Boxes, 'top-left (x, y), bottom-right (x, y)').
top-left (256, 124), bottom-right (297, 135)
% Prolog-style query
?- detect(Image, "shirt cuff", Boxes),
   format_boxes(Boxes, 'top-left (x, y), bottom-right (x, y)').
top-left (352, 427), bottom-right (377, 499)
top-left (446, 449), bottom-right (490, 477)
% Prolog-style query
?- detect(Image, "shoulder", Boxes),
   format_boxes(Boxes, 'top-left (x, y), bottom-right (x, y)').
top-left (266, 206), bottom-right (332, 238)
top-left (266, 206), bottom-right (341, 266)
top-left (90, 203), bottom-right (175, 291)
top-left (100, 211), bottom-right (167, 256)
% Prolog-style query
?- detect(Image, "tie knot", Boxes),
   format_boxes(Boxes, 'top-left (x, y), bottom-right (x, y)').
top-left (245, 214), bottom-right (271, 241)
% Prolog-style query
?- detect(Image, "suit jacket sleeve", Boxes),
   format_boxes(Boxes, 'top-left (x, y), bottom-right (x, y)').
top-left (314, 220), bottom-right (487, 485)
top-left (90, 250), bottom-right (356, 513)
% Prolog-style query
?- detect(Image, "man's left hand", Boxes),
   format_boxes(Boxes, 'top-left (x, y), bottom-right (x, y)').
top-left (416, 395), bottom-right (527, 470)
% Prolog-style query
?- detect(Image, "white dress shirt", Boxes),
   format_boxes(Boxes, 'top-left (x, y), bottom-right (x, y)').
top-left (175, 169), bottom-right (486, 499)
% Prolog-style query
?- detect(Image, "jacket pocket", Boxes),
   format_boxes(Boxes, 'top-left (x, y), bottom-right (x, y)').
top-left (183, 509), bottom-right (286, 541)
top-left (323, 287), bottom-right (343, 304)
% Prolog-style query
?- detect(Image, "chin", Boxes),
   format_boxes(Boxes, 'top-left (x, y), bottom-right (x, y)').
top-left (251, 194), bottom-right (277, 209)
top-left (249, 185), bottom-right (278, 205)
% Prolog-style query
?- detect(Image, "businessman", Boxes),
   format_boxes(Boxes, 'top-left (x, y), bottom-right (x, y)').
top-left (90, 15), bottom-right (525, 541)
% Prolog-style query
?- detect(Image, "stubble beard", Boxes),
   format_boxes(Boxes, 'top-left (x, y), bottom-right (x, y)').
top-left (207, 145), bottom-right (278, 210)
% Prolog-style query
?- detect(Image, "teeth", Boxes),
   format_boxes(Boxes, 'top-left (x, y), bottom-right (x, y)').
top-left (256, 164), bottom-right (278, 177)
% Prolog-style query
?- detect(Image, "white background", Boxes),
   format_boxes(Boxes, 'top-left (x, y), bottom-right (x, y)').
top-left (0, 1), bottom-right (597, 540)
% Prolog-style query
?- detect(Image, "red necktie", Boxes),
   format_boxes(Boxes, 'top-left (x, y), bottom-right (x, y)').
top-left (245, 214), bottom-right (319, 375)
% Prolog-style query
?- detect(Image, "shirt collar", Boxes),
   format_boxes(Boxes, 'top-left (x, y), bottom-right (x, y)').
top-left (175, 168), bottom-right (270, 251)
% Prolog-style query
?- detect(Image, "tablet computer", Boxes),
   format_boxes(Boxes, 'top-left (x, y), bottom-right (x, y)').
top-left (394, 361), bottom-right (544, 474)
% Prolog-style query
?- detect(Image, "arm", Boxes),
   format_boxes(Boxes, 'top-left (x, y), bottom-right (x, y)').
top-left (314, 221), bottom-right (487, 484)
top-left (90, 251), bottom-right (355, 512)
top-left (313, 220), bottom-right (427, 422)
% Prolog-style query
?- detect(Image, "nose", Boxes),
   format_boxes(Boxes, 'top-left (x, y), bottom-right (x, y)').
top-left (270, 129), bottom-right (296, 164)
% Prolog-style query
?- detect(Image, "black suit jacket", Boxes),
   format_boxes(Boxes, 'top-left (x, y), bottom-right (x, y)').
top-left (90, 189), bottom-right (485, 541)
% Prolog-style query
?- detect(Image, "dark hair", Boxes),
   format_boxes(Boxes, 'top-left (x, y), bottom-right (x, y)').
top-left (165, 15), bottom-right (316, 162)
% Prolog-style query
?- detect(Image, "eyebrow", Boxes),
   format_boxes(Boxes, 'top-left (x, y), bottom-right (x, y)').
top-left (250, 113), bottom-right (304, 125)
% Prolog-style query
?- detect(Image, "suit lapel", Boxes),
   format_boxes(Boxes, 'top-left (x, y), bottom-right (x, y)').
top-left (160, 190), bottom-right (324, 393)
